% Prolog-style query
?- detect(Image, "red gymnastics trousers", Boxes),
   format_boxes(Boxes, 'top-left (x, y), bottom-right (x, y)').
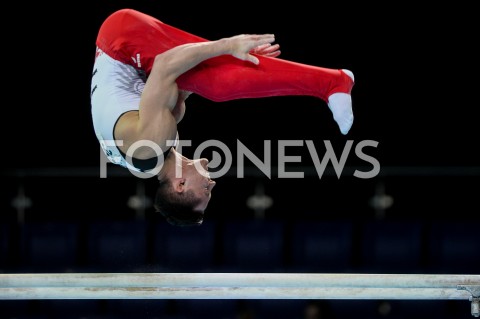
top-left (96, 9), bottom-right (353, 117)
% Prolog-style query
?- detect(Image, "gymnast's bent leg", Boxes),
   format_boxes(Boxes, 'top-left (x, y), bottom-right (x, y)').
top-left (96, 8), bottom-right (354, 134)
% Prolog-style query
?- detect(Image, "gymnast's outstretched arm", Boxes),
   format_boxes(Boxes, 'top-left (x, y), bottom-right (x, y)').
top-left (114, 34), bottom-right (277, 159)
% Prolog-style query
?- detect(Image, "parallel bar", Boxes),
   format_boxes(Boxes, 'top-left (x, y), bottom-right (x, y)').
top-left (0, 287), bottom-right (473, 300)
top-left (2, 273), bottom-right (478, 317)
top-left (1, 273), bottom-right (479, 289)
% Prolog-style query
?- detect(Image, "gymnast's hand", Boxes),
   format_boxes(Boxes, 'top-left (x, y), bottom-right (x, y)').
top-left (251, 43), bottom-right (281, 58)
top-left (226, 34), bottom-right (276, 65)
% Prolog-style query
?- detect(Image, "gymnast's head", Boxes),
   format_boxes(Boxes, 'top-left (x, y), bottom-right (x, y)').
top-left (153, 148), bottom-right (216, 226)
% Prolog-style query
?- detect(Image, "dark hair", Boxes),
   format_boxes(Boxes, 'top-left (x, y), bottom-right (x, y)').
top-left (153, 178), bottom-right (204, 226)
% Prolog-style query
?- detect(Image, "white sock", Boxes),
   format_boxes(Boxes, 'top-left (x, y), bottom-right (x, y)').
top-left (327, 69), bottom-right (354, 135)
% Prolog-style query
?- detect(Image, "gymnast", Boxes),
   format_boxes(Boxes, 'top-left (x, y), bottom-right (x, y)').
top-left (91, 8), bottom-right (355, 226)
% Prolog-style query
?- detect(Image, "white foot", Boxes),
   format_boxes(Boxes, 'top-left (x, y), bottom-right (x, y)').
top-left (327, 69), bottom-right (354, 135)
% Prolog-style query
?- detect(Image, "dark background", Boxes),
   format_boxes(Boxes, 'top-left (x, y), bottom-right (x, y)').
top-left (2, 1), bottom-right (479, 219)
top-left (3, 1), bottom-right (479, 169)
top-left (1, 1), bottom-right (479, 319)
top-left (3, 1), bottom-right (479, 214)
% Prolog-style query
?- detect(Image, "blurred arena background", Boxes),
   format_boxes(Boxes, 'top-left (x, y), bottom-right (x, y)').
top-left (1, 1), bottom-right (479, 318)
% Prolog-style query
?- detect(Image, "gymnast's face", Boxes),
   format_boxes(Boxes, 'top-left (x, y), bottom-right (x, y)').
top-left (163, 150), bottom-right (217, 211)
top-left (181, 158), bottom-right (216, 211)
